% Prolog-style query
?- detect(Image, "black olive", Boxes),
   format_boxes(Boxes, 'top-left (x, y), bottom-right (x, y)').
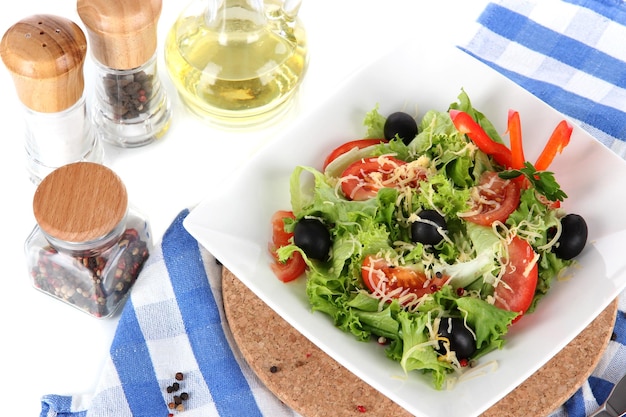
top-left (411, 210), bottom-right (447, 245)
top-left (436, 317), bottom-right (476, 360)
top-left (554, 213), bottom-right (588, 260)
top-left (294, 218), bottom-right (332, 260)
top-left (383, 112), bottom-right (418, 145)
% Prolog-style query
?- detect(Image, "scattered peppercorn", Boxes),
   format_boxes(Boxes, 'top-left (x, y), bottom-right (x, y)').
top-left (165, 372), bottom-right (189, 414)
top-left (270, 365), bottom-right (279, 373)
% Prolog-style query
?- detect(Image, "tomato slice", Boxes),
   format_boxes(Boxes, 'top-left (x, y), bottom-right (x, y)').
top-left (460, 171), bottom-right (520, 226)
top-left (494, 236), bottom-right (539, 321)
top-left (269, 248), bottom-right (305, 283)
top-left (269, 210), bottom-right (306, 282)
top-left (361, 255), bottom-right (449, 305)
top-left (271, 210), bottom-right (295, 247)
top-left (322, 138), bottom-right (388, 170)
top-left (340, 156), bottom-right (426, 201)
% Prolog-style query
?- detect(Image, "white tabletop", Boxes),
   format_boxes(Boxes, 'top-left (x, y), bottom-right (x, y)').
top-left (0, 1), bottom-right (489, 415)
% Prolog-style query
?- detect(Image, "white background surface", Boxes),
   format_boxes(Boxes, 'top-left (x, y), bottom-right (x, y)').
top-left (0, 1), bottom-right (488, 415)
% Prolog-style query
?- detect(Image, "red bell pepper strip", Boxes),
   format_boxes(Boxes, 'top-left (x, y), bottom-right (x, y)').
top-left (507, 110), bottom-right (525, 170)
top-left (534, 120), bottom-right (573, 171)
top-left (449, 109), bottom-right (513, 168)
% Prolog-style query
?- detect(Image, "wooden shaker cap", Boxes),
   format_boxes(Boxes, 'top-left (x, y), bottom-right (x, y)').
top-left (33, 162), bottom-right (128, 244)
top-left (77, 0), bottom-right (162, 70)
top-left (0, 15), bottom-right (87, 113)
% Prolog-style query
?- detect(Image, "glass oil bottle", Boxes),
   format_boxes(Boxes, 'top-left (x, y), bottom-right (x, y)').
top-left (164, 0), bottom-right (309, 127)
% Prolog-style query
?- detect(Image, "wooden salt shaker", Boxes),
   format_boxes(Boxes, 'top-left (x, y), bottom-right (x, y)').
top-left (78, 0), bottom-right (171, 148)
top-left (0, 14), bottom-right (103, 184)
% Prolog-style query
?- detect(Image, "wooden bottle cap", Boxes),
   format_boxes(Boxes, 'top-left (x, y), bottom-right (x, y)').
top-left (33, 162), bottom-right (128, 244)
top-left (77, 0), bottom-right (162, 70)
top-left (0, 15), bottom-right (87, 113)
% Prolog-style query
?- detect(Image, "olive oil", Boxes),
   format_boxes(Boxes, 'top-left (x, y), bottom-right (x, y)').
top-left (164, 8), bottom-right (308, 126)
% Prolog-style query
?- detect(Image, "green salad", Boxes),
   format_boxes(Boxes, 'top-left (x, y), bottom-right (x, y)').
top-left (268, 90), bottom-right (587, 389)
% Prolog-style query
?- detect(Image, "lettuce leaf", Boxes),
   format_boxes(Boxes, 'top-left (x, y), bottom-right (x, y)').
top-left (398, 311), bottom-right (452, 390)
top-left (455, 297), bottom-right (517, 357)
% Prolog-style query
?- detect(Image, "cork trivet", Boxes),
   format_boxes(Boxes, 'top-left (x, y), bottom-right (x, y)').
top-left (222, 268), bottom-right (617, 417)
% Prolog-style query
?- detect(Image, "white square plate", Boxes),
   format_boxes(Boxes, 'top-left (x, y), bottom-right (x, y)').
top-left (184, 40), bottom-right (626, 417)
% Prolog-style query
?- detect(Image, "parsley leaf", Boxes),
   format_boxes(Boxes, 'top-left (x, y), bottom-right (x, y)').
top-left (499, 162), bottom-right (567, 202)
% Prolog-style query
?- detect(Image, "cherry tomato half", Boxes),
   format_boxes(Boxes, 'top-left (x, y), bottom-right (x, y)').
top-left (494, 236), bottom-right (539, 322)
top-left (361, 255), bottom-right (449, 305)
top-left (460, 171), bottom-right (520, 226)
top-left (269, 210), bottom-right (306, 282)
top-left (340, 156), bottom-right (426, 201)
top-left (322, 138), bottom-right (388, 170)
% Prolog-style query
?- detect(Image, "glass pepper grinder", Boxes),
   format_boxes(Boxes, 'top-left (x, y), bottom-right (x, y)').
top-left (24, 162), bottom-right (152, 318)
top-left (78, 0), bottom-right (172, 147)
top-left (0, 14), bottom-right (104, 185)
top-left (164, 0), bottom-right (309, 127)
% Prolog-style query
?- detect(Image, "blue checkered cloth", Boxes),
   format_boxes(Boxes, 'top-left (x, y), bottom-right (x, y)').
top-left (40, 209), bottom-right (300, 417)
top-left (460, 1), bottom-right (626, 416)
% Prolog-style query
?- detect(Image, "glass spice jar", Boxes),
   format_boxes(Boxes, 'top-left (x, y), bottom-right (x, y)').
top-left (24, 162), bottom-right (152, 318)
top-left (0, 15), bottom-right (104, 184)
top-left (78, 0), bottom-right (171, 147)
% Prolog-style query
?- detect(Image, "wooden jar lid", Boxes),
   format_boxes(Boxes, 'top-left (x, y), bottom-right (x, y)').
top-left (77, 0), bottom-right (162, 70)
top-left (0, 14), bottom-right (87, 113)
top-left (33, 162), bottom-right (128, 243)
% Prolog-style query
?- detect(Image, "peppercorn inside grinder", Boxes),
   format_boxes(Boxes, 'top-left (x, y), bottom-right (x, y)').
top-left (24, 162), bottom-right (152, 318)
top-left (78, 0), bottom-right (172, 147)
top-left (0, 15), bottom-right (104, 185)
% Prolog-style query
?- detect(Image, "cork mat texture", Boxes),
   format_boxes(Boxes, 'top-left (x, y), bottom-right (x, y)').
top-left (222, 268), bottom-right (617, 417)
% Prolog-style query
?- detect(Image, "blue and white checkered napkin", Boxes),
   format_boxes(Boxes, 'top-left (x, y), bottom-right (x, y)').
top-left (461, 0), bottom-right (626, 156)
top-left (40, 209), bottom-right (300, 417)
top-left (460, 1), bottom-right (626, 416)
